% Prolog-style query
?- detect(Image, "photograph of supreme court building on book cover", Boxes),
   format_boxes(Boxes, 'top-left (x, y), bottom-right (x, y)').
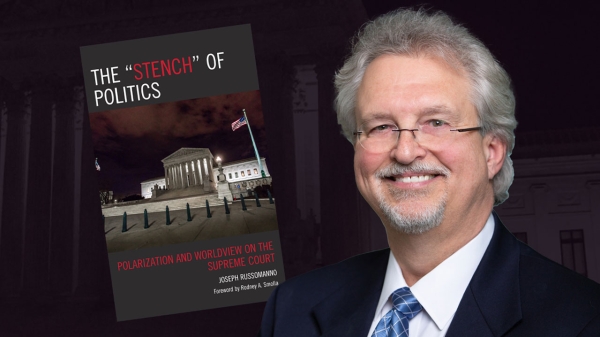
top-left (91, 90), bottom-right (278, 253)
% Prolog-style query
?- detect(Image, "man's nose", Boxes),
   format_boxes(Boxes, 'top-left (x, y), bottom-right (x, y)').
top-left (390, 129), bottom-right (427, 164)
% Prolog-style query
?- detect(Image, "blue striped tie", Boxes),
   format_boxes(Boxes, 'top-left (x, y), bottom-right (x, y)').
top-left (371, 287), bottom-right (423, 337)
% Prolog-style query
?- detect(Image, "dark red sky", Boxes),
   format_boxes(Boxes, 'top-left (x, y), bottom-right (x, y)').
top-left (90, 90), bottom-right (265, 197)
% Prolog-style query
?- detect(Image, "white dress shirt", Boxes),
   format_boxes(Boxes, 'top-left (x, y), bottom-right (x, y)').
top-left (367, 214), bottom-right (495, 337)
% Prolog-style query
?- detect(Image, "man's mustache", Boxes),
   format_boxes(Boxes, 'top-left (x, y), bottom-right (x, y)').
top-left (374, 162), bottom-right (450, 179)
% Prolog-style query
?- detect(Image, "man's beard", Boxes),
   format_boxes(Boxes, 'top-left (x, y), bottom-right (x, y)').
top-left (374, 162), bottom-right (450, 234)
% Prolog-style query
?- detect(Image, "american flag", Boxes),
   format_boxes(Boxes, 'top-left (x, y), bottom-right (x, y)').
top-left (95, 158), bottom-right (101, 171)
top-left (231, 116), bottom-right (247, 131)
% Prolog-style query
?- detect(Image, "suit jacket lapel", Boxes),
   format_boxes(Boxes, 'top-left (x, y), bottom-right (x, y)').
top-left (447, 213), bottom-right (522, 337)
top-left (312, 249), bottom-right (389, 337)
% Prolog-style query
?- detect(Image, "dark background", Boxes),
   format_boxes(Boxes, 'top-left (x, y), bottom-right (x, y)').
top-left (0, 0), bottom-right (599, 335)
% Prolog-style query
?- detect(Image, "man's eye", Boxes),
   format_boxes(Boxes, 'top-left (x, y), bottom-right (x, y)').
top-left (429, 120), bottom-right (447, 127)
top-left (374, 125), bottom-right (390, 131)
top-left (369, 124), bottom-right (395, 135)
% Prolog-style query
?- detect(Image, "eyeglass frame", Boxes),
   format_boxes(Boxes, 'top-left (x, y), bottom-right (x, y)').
top-left (352, 124), bottom-right (482, 151)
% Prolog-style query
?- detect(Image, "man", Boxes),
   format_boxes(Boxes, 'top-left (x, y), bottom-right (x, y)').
top-left (260, 8), bottom-right (600, 337)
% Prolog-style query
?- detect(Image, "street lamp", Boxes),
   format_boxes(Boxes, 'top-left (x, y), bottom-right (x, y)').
top-left (216, 156), bottom-right (225, 182)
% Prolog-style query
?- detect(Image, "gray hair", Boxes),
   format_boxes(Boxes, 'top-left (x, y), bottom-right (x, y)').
top-left (334, 8), bottom-right (517, 205)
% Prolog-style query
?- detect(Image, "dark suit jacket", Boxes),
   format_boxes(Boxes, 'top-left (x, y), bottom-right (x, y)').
top-left (259, 214), bottom-right (600, 336)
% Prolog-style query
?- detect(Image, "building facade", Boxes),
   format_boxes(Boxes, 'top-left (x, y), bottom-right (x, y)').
top-left (140, 177), bottom-right (166, 199)
top-left (161, 147), bottom-right (216, 192)
top-left (140, 148), bottom-right (272, 198)
top-left (221, 157), bottom-right (272, 197)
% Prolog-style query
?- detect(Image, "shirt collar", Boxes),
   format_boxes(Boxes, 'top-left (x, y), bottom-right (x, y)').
top-left (375, 213), bottom-right (495, 330)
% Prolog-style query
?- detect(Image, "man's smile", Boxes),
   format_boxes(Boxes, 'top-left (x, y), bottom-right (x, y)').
top-left (375, 163), bottom-right (450, 189)
top-left (392, 174), bottom-right (434, 183)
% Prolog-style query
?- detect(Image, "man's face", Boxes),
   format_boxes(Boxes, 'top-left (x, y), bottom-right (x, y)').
top-left (354, 54), bottom-right (497, 234)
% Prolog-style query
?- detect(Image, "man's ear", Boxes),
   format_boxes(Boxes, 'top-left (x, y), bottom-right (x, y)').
top-left (484, 134), bottom-right (506, 180)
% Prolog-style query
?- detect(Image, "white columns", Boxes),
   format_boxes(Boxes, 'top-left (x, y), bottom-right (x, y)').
top-left (179, 163), bottom-right (184, 188)
top-left (191, 160), bottom-right (199, 186)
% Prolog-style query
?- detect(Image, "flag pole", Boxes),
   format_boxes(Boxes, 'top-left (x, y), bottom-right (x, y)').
top-left (243, 109), bottom-right (266, 178)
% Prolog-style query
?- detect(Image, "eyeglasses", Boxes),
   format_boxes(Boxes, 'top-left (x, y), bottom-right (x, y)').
top-left (353, 120), bottom-right (482, 153)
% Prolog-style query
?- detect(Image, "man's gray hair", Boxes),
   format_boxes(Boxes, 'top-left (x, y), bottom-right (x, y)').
top-left (335, 8), bottom-right (517, 205)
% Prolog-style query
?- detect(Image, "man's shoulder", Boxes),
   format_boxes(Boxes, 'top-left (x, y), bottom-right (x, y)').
top-left (450, 221), bottom-right (600, 336)
top-left (516, 241), bottom-right (600, 334)
top-left (260, 249), bottom-right (389, 337)
top-left (492, 214), bottom-right (600, 303)
top-left (518, 240), bottom-right (600, 296)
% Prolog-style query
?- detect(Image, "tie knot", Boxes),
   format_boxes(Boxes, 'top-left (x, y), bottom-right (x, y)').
top-left (391, 287), bottom-right (422, 320)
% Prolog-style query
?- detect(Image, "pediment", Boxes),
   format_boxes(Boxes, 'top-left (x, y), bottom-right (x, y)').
top-left (161, 147), bottom-right (211, 163)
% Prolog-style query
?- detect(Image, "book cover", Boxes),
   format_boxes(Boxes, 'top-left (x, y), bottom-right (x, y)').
top-left (80, 24), bottom-right (285, 321)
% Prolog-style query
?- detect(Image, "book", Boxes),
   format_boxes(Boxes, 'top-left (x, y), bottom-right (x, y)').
top-left (80, 24), bottom-right (285, 321)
